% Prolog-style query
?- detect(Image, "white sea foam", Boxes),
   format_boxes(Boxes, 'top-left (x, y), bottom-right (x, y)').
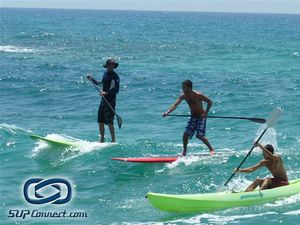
top-left (132, 202), bottom-right (297, 224)
top-left (6, 141), bottom-right (16, 147)
top-left (31, 133), bottom-right (116, 164)
top-left (45, 133), bottom-right (114, 152)
top-left (0, 123), bottom-right (31, 134)
top-left (264, 193), bottom-right (300, 208)
top-left (168, 211), bottom-right (277, 224)
top-left (166, 154), bottom-right (211, 169)
top-left (0, 45), bottom-right (39, 53)
top-left (283, 209), bottom-right (300, 215)
top-left (154, 149), bottom-right (238, 174)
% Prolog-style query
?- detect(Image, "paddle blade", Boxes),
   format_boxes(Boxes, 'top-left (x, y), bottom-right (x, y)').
top-left (267, 107), bottom-right (282, 128)
top-left (116, 114), bottom-right (122, 129)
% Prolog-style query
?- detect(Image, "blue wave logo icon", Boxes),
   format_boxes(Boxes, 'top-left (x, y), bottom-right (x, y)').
top-left (23, 178), bottom-right (72, 204)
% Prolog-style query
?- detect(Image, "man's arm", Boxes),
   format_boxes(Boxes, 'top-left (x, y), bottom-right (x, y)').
top-left (197, 93), bottom-right (212, 117)
top-left (87, 74), bottom-right (102, 85)
top-left (163, 95), bottom-right (184, 117)
top-left (255, 142), bottom-right (275, 160)
top-left (235, 160), bottom-right (268, 173)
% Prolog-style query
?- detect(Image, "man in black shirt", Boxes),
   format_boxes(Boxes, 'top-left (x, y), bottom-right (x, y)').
top-left (87, 59), bottom-right (120, 142)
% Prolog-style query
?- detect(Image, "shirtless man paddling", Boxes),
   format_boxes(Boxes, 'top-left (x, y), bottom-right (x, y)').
top-left (163, 80), bottom-right (215, 156)
top-left (235, 142), bottom-right (289, 192)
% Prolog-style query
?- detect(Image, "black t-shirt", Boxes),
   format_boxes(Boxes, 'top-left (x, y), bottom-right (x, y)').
top-left (102, 71), bottom-right (120, 101)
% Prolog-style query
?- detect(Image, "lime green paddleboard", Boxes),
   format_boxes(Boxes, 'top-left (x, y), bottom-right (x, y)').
top-left (30, 134), bottom-right (78, 147)
top-left (147, 179), bottom-right (300, 213)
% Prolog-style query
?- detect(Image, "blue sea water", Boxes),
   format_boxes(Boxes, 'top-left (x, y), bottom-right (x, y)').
top-left (1, 8), bottom-right (300, 224)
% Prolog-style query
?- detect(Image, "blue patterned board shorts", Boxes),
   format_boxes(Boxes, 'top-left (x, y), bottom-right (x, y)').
top-left (185, 117), bottom-right (206, 139)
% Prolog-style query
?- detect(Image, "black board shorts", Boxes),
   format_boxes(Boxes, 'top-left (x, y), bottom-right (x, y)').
top-left (98, 98), bottom-right (116, 125)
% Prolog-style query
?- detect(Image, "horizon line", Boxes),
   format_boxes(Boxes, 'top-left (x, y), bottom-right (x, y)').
top-left (1, 6), bottom-right (300, 16)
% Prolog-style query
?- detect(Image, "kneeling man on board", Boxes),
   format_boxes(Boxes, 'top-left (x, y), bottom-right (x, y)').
top-left (163, 80), bottom-right (215, 156)
top-left (235, 142), bottom-right (289, 191)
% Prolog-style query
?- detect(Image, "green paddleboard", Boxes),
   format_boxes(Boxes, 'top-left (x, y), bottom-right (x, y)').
top-left (147, 179), bottom-right (300, 213)
top-left (30, 134), bottom-right (78, 147)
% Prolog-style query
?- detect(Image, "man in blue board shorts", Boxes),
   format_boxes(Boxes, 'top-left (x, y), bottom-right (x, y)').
top-left (87, 59), bottom-right (120, 143)
top-left (163, 80), bottom-right (215, 156)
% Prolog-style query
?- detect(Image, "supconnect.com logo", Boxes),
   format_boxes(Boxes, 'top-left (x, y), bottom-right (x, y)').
top-left (23, 178), bottom-right (72, 204)
top-left (8, 178), bottom-right (88, 220)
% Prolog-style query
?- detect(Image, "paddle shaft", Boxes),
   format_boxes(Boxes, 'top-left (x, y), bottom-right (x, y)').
top-left (224, 129), bottom-right (267, 186)
top-left (91, 82), bottom-right (118, 115)
top-left (88, 79), bottom-right (123, 129)
top-left (167, 114), bottom-right (266, 123)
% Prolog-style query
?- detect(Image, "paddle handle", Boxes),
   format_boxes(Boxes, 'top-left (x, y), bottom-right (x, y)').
top-left (224, 129), bottom-right (267, 186)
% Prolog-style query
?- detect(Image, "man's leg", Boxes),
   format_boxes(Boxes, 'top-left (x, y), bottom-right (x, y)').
top-left (260, 178), bottom-right (272, 190)
top-left (196, 135), bottom-right (215, 155)
top-left (99, 123), bottom-right (105, 143)
top-left (98, 101), bottom-right (105, 143)
top-left (182, 132), bottom-right (189, 156)
top-left (108, 123), bottom-right (115, 143)
top-left (245, 178), bottom-right (264, 192)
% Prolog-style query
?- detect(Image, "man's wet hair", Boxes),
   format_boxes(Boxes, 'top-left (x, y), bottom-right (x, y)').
top-left (182, 80), bottom-right (193, 88)
top-left (265, 144), bottom-right (274, 154)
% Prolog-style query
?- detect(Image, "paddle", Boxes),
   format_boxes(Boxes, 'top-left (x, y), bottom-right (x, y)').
top-left (88, 80), bottom-right (122, 129)
top-left (224, 107), bottom-right (282, 186)
top-left (166, 114), bottom-right (266, 124)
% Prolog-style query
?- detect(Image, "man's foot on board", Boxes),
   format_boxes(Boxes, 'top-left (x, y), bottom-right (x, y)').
top-left (99, 135), bottom-right (105, 143)
top-left (210, 150), bottom-right (215, 156)
top-left (181, 150), bottom-right (187, 156)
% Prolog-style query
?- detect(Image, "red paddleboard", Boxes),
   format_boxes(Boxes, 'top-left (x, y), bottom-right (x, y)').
top-left (112, 156), bottom-right (179, 163)
top-left (111, 152), bottom-right (231, 163)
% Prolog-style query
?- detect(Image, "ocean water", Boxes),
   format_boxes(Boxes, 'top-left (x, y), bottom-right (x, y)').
top-left (1, 8), bottom-right (300, 224)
